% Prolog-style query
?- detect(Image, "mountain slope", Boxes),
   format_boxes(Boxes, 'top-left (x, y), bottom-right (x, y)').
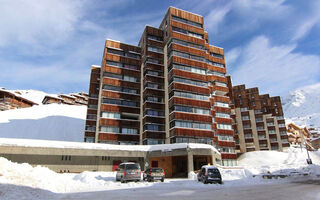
top-left (282, 83), bottom-right (320, 131)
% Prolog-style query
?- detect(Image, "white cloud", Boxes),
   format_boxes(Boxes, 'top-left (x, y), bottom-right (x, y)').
top-left (229, 35), bottom-right (320, 95)
top-left (204, 0), bottom-right (291, 38)
top-left (0, 0), bottom-right (84, 48)
top-left (291, 1), bottom-right (320, 41)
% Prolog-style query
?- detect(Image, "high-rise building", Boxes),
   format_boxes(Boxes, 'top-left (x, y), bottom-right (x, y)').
top-left (84, 7), bottom-right (236, 166)
top-left (227, 77), bottom-right (290, 153)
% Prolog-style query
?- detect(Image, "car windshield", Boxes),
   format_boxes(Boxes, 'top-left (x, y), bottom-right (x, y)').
top-left (126, 164), bottom-right (140, 170)
top-left (151, 168), bottom-right (163, 173)
top-left (208, 168), bottom-right (220, 174)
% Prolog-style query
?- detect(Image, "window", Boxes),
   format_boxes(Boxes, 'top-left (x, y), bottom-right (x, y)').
top-left (146, 109), bottom-right (164, 116)
top-left (278, 123), bottom-right (286, 127)
top-left (146, 70), bottom-right (159, 76)
top-left (172, 77), bottom-right (208, 87)
top-left (147, 35), bottom-right (162, 41)
top-left (240, 107), bottom-right (248, 112)
top-left (174, 105), bottom-right (210, 115)
top-left (268, 130), bottom-right (275, 134)
top-left (214, 102), bottom-right (229, 108)
top-left (172, 26), bottom-right (203, 39)
top-left (171, 15), bottom-right (203, 28)
top-left (172, 63), bottom-right (206, 75)
top-left (103, 84), bottom-right (138, 94)
top-left (146, 96), bottom-right (159, 102)
top-left (217, 124), bottom-right (232, 130)
top-left (267, 122), bottom-right (275, 126)
top-left (146, 124), bottom-right (160, 131)
top-left (102, 98), bottom-right (137, 107)
top-left (207, 61), bottom-right (225, 68)
top-left (207, 71), bottom-right (225, 77)
top-left (122, 128), bottom-right (138, 134)
top-left (242, 115), bottom-right (250, 120)
top-left (170, 39), bottom-right (205, 50)
top-left (85, 126), bottom-right (96, 131)
top-left (173, 91), bottom-right (209, 101)
top-left (256, 117), bottom-right (263, 122)
top-left (218, 135), bottom-right (234, 141)
top-left (103, 72), bottom-right (138, 82)
top-left (215, 82), bottom-right (227, 87)
top-left (221, 147), bottom-right (235, 153)
top-left (106, 60), bottom-right (138, 70)
top-left (100, 126), bottom-right (119, 133)
top-left (101, 112), bottom-right (120, 119)
top-left (174, 120), bottom-right (212, 130)
top-left (210, 52), bottom-right (224, 59)
top-left (215, 112), bottom-right (230, 119)
top-left (148, 46), bottom-right (163, 53)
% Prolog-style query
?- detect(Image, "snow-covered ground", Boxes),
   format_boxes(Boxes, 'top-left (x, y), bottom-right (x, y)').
top-left (0, 147), bottom-right (319, 199)
top-left (0, 104), bottom-right (86, 142)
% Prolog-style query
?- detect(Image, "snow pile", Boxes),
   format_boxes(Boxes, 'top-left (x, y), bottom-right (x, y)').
top-left (238, 147), bottom-right (320, 176)
top-left (0, 104), bottom-right (86, 142)
top-left (7, 89), bottom-right (49, 105)
top-left (282, 83), bottom-right (320, 135)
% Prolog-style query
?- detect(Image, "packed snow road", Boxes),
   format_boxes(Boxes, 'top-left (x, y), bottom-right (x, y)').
top-left (1, 177), bottom-right (319, 200)
top-left (59, 178), bottom-right (320, 200)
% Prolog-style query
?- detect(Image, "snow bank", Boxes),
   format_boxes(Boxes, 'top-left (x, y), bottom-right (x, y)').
top-left (0, 104), bottom-right (86, 142)
top-left (238, 147), bottom-right (320, 175)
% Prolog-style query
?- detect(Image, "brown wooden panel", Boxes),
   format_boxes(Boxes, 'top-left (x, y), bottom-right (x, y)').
top-left (171, 32), bottom-right (205, 46)
top-left (100, 104), bottom-right (140, 114)
top-left (98, 133), bottom-right (139, 142)
top-left (172, 82), bottom-right (210, 95)
top-left (217, 141), bottom-right (236, 147)
top-left (172, 69), bottom-right (207, 82)
top-left (170, 112), bottom-right (212, 123)
top-left (169, 7), bottom-right (203, 24)
top-left (102, 78), bottom-right (140, 89)
top-left (221, 153), bottom-right (237, 159)
top-left (215, 117), bottom-right (232, 124)
top-left (99, 118), bottom-right (140, 128)
top-left (170, 97), bottom-right (211, 108)
top-left (214, 106), bottom-right (231, 113)
top-left (101, 91), bottom-right (140, 101)
top-left (171, 20), bottom-right (203, 34)
top-left (170, 128), bottom-right (214, 138)
top-left (216, 129), bottom-right (234, 136)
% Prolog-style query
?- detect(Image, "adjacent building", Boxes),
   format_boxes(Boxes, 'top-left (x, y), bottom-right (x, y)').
top-left (0, 89), bottom-right (38, 111)
top-left (84, 7), bottom-right (236, 166)
top-left (286, 123), bottom-right (312, 150)
top-left (227, 78), bottom-right (290, 153)
top-left (42, 93), bottom-right (88, 105)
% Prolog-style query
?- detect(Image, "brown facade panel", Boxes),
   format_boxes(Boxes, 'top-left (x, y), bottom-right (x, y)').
top-left (172, 82), bottom-right (210, 95)
top-left (101, 91), bottom-right (140, 101)
top-left (100, 104), bottom-right (140, 114)
top-left (170, 97), bottom-right (211, 109)
top-left (171, 43), bottom-right (206, 57)
top-left (221, 153), bottom-right (237, 159)
top-left (215, 117), bottom-right (233, 124)
top-left (98, 133), bottom-right (139, 142)
top-left (216, 129), bottom-right (234, 136)
top-left (102, 78), bottom-right (140, 89)
top-left (169, 112), bottom-right (212, 123)
top-left (171, 69), bottom-right (207, 82)
top-left (170, 128), bottom-right (214, 138)
top-left (99, 118), bottom-right (140, 128)
top-left (171, 55), bottom-right (206, 69)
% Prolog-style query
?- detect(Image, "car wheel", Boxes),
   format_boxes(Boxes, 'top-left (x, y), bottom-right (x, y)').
top-left (202, 177), bottom-right (208, 184)
top-left (218, 180), bottom-right (222, 184)
top-left (147, 178), bottom-right (152, 182)
top-left (121, 178), bottom-right (126, 183)
top-left (161, 178), bottom-right (164, 182)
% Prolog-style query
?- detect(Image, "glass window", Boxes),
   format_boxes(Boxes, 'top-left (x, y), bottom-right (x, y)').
top-left (101, 112), bottom-right (120, 119)
top-left (100, 126), bottom-right (119, 133)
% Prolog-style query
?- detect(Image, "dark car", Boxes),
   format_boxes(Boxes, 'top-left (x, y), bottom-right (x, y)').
top-left (197, 165), bottom-right (222, 184)
top-left (143, 168), bottom-right (165, 182)
top-left (115, 162), bottom-right (141, 183)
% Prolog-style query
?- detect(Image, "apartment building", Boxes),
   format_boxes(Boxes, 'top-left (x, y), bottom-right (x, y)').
top-left (84, 7), bottom-right (236, 166)
top-left (227, 78), bottom-right (290, 153)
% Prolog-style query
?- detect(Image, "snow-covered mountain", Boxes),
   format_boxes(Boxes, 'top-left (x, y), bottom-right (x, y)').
top-left (0, 89), bottom-right (87, 142)
top-left (282, 83), bottom-right (320, 132)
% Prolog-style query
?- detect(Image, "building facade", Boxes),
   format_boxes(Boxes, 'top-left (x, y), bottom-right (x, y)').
top-left (227, 79), bottom-right (290, 153)
top-left (84, 7), bottom-right (236, 166)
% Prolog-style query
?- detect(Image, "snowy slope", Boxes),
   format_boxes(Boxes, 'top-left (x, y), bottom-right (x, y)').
top-left (7, 89), bottom-right (49, 104)
top-left (282, 83), bottom-right (320, 132)
top-left (0, 104), bottom-right (87, 142)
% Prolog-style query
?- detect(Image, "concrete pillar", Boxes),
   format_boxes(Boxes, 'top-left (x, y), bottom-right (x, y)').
top-left (187, 151), bottom-right (194, 178)
top-left (211, 151), bottom-right (216, 165)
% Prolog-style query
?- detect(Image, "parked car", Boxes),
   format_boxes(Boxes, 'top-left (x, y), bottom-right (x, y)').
top-left (197, 165), bottom-right (222, 184)
top-left (115, 162), bottom-right (141, 183)
top-left (143, 168), bottom-right (165, 182)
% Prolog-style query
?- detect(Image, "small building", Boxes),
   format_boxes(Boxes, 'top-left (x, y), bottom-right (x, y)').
top-left (70, 93), bottom-right (88, 105)
top-left (0, 138), bottom-right (221, 178)
top-left (286, 123), bottom-right (313, 150)
top-left (58, 94), bottom-right (76, 105)
top-left (42, 95), bottom-right (64, 105)
top-left (0, 89), bottom-right (38, 111)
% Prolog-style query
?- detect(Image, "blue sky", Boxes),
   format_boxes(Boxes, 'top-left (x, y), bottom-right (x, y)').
top-left (0, 0), bottom-right (319, 96)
